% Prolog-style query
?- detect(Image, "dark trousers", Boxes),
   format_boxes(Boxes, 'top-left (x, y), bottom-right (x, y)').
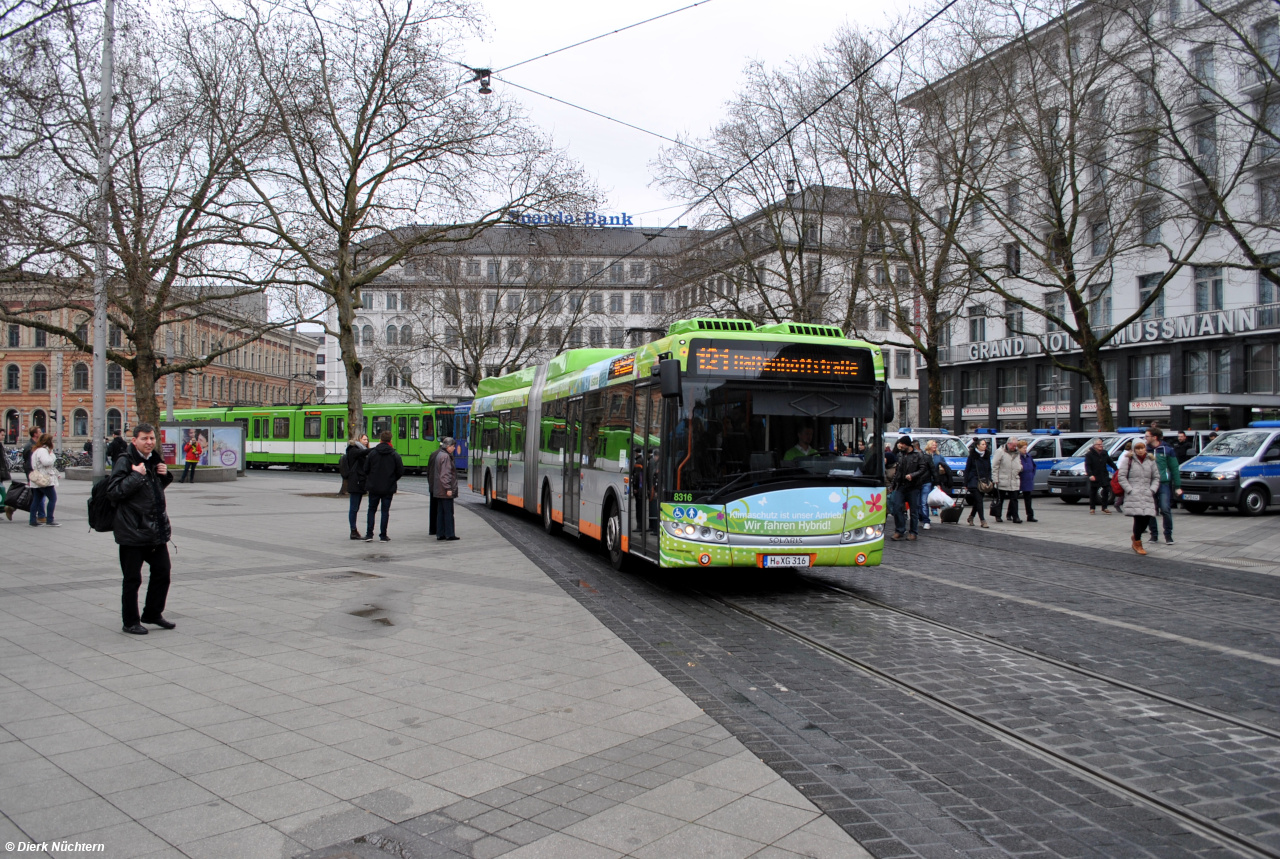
top-left (1001, 489), bottom-right (1021, 520)
top-left (1089, 481), bottom-right (1111, 510)
top-left (348, 491), bottom-right (364, 532)
top-left (120, 543), bottom-right (171, 627)
top-left (1132, 515), bottom-right (1153, 541)
top-left (890, 487), bottom-right (920, 536)
top-left (366, 493), bottom-right (392, 538)
top-left (179, 461), bottom-right (197, 483)
top-left (428, 495), bottom-right (439, 535)
top-left (967, 489), bottom-right (986, 521)
top-left (1150, 485), bottom-right (1172, 539)
top-left (1021, 490), bottom-right (1035, 519)
top-left (30, 486), bottom-right (56, 524)
top-left (436, 497), bottom-right (455, 539)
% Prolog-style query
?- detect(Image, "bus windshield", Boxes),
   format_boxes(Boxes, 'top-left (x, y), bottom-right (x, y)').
top-left (670, 378), bottom-right (881, 502)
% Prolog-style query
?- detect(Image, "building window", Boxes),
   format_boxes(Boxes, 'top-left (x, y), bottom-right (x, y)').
top-left (1004, 300), bottom-right (1024, 336)
top-left (1185, 349), bottom-right (1231, 394)
top-left (6, 324), bottom-right (17, 347)
top-left (443, 366), bottom-right (460, 387)
top-left (608, 263), bottom-right (623, 283)
top-left (1138, 273), bottom-right (1165, 320)
top-left (105, 363), bottom-right (122, 390)
top-left (568, 329), bottom-right (583, 348)
top-left (1192, 45), bottom-right (1215, 103)
top-left (1260, 176), bottom-right (1280, 220)
top-left (1037, 365), bottom-right (1071, 403)
top-left (108, 324), bottom-right (122, 348)
top-left (1088, 282), bottom-right (1112, 327)
top-left (1193, 117), bottom-right (1217, 176)
top-left (486, 260), bottom-right (500, 281)
top-left (629, 293), bottom-right (645, 313)
top-left (1004, 243), bottom-right (1021, 276)
top-left (506, 260), bottom-right (522, 278)
top-left (386, 325), bottom-right (398, 346)
top-left (1247, 344), bottom-right (1279, 393)
top-left (962, 369), bottom-right (989, 407)
top-left (630, 263), bottom-right (646, 280)
top-left (1090, 222), bottom-right (1109, 258)
top-left (940, 374), bottom-right (954, 408)
top-left (1140, 207), bottom-right (1161, 245)
top-left (609, 328), bottom-right (625, 348)
top-left (1129, 353), bottom-right (1171, 399)
top-left (1194, 266), bottom-right (1224, 312)
top-left (895, 350), bottom-right (912, 379)
top-left (968, 306), bottom-right (986, 343)
top-left (4, 364), bottom-right (18, 390)
top-left (609, 293), bottom-right (624, 313)
top-left (107, 409), bottom-right (121, 436)
top-left (589, 327), bottom-right (603, 347)
top-left (589, 294), bottom-right (603, 313)
top-left (466, 260), bottom-right (481, 277)
top-left (1045, 290), bottom-right (1066, 332)
top-left (386, 293), bottom-right (398, 311)
top-left (361, 324), bottom-right (374, 347)
top-left (73, 409), bottom-right (88, 436)
top-left (875, 308), bottom-right (890, 330)
top-left (650, 294), bottom-right (665, 314)
top-left (1260, 100), bottom-right (1280, 159)
top-left (34, 328), bottom-right (46, 348)
top-left (569, 262), bottom-right (584, 282)
top-left (998, 366), bottom-right (1028, 405)
top-left (73, 362), bottom-right (89, 390)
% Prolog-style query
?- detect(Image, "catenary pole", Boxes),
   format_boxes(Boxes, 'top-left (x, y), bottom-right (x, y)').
top-left (91, 0), bottom-right (115, 479)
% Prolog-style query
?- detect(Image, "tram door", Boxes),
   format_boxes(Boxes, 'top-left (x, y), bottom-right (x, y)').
top-left (563, 397), bottom-right (583, 530)
top-left (632, 386), bottom-right (663, 560)
top-left (496, 411), bottom-right (511, 498)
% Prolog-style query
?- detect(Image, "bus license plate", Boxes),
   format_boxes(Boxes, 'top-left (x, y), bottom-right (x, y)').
top-left (761, 555), bottom-right (812, 568)
top-left (1050, 487), bottom-right (1062, 494)
top-left (1182, 493), bottom-right (1200, 501)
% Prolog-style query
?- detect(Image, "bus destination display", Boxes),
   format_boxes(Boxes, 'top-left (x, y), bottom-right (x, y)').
top-left (690, 343), bottom-right (872, 382)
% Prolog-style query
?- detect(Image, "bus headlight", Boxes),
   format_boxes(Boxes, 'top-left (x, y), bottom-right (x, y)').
top-left (662, 521), bottom-right (727, 543)
top-left (841, 524), bottom-right (884, 543)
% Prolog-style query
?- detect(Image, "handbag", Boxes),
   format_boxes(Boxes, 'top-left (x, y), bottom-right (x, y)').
top-left (7, 480), bottom-right (32, 512)
top-left (29, 468), bottom-right (52, 488)
top-left (977, 478), bottom-right (995, 494)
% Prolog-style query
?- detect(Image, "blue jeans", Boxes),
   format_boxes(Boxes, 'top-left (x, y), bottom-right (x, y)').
top-left (1150, 484), bottom-right (1172, 540)
top-left (30, 485), bottom-right (55, 524)
top-left (919, 483), bottom-right (933, 523)
top-left (890, 486), bottom-right (921, 536)
top-left (348, 491), bottom-right (364, 532)
top-left (366, 493), bottom-right (392, 538)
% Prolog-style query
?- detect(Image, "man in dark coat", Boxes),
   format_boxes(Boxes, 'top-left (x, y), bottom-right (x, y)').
top-left (107, 423), bottom-right (175, 635)
top-left (1084, 437), bottom-right (1114, 514)
top-left (889, 435), bottom-right (928, 541)
top-left (433, 437), bottom-right (459, 541)
top-left (361, 430), bottom-right (404, 542)
top-left (106, 431), bottom-right (128, 465)
top-left (425, 443), bottom-right (451, 536)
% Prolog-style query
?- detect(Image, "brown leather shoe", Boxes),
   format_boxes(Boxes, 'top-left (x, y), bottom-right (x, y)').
top-left (1132, 539), bottom-right (1147, 555)
top-left (906, 534), bottom-right (917, 541)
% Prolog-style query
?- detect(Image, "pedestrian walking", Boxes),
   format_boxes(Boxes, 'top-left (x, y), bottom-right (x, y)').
top-left (992, 438), bottom-right (1023, 523)
top-left (1145, 427), bottom-right (1181, 544)
top-left (964, 439), bottom-right (992, 527)
top-left (1016, 440), bottom-right (1038, 522)
top-left (0, 436), bottom-right (10, 514)
top-left (1084, 437), bottom-right (1114, 514)
top-left (28, 434), bottom-right (61, 527)
top-left (1118, 440), bottom-right (1160, 556)
top-left (433, 436), bottom-right (460, 541)
top-left (362, 430), bottom-right (404, 542)
top-left (107, 424), bottom-right (176, 634)
top-left (888, 436), bottom-right (927, 541)
top-left (918, 440), bottom-right (939, 530)
top-left (344, 434), bottom-right (372, 539)
top-left (1113, 439), bottom-right (1134, 513)
top-left (16, 427), bottom-right (46, 523)
top-left (106, 430), bottom-right (128, 465)
top-left (178, 433), bottom-right (203, 483)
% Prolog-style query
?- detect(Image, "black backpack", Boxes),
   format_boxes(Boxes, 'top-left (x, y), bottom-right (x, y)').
top-left (338, 453), bottom-right (350, 478)
top-left (87, 476), bottom-right (117, 533)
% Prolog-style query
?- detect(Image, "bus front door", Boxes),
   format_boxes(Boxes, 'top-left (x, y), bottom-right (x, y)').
top-left (632, 386), bottom-right (663, 561)
top-left (496, 411), bottom-right (511, 499)
top-left (563, 397), bottom-right (583, 531)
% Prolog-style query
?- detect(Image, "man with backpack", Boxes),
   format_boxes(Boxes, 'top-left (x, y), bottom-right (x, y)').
top-left (106, 423), bottom-right (175, 635)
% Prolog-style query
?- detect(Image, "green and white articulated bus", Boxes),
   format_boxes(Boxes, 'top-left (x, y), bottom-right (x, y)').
top-left (469, 318), bottom-right (891, 570)
top-left (171, 403), bottom-right (460, 472)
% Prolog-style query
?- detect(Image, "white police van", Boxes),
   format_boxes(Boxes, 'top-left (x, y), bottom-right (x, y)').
top-left (1179, 422), bottom-right (1280, 516)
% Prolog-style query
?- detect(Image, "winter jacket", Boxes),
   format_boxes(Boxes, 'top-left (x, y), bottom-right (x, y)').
top-left (22, 440), bottom-right (36, 476)
top-left (992, 446), bottom-right (1023, 492)
top-left (930, 453), bottom-right (955, 493)
top-left (107, 443), bottom-right (173, 546)
top-left (432, 449), bottom-right (458, 499)
top-left (0, 442), bottom-right (10, 482)
top-left (1151, 443), bottom-right (1182, 490)
top-left (964, 448), bottom-right (992, 491)
top-left (1018, 453), bottom-right (1037, 492)
top-left (1117, 452), bottom-right (1160, 518)
top-left (344, 442), bottom-right (372, 494)
top-left (1173, 439), bottom-right (1194, 462)
top-left (890, 449), bottom-right (928, 492)
top-left (362, 443), bottom-right (404, 496)
top-left (106, 436), bottom-right (128, 463)
top-left (1084, 446), bottom-right (1114, 483)
top-left (30, 447), bottom-right (59, 487)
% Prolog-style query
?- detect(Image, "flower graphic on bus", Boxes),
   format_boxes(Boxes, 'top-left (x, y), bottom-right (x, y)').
top-left (867, 493), bottom-right (884, 513)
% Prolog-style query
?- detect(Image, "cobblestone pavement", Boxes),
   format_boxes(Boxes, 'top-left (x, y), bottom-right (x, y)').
top-left (0, 475), bottom-right (865, 859)
top-left (469, 492), bottom-right (1280, 859)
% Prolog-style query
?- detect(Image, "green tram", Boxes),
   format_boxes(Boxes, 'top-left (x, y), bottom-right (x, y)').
top-left (469, 318), bottom-right (891, 570)
top-left (170, 403), bottom-right (459, 473)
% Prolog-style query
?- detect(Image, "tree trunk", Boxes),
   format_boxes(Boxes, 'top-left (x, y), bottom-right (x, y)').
top-left (132, 341), bottom-right (161, 427)
top-left (1081, 349), bottom-right (1115, 433)
top-left (925, 353), bottom-right (943, 428)
top-left (334, 282), bottom-right (363, 440)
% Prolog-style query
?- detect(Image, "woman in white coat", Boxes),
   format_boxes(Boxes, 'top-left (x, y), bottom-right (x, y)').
top-left (28, 433), bottom-right (61, 527)
top-left (1117, 440), bottom-right (1159, 555)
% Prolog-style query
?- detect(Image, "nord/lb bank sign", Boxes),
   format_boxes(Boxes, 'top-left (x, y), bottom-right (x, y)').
top-left (511, 211), bottom-right (635, 226)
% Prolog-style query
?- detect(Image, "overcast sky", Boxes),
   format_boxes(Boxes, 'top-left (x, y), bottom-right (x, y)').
top-left (458, 0), bottom-right (913, 228)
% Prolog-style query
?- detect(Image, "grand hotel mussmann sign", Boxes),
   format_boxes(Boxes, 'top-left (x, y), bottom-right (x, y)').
top-left (965, 307), bottom-right (1267, 362)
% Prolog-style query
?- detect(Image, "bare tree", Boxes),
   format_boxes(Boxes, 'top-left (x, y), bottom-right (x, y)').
top-left (230, 0), bottom-right (596, 434)
top-left (0, 3), bottom-right (291, 425)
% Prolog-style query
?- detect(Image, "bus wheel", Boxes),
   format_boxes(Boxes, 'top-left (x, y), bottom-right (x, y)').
top-left (604, 500), bottom-right (624, 570)
top-left (542, 486), bottom-right (560, 535)
top-left (484, 473), bottom-right (497, 509)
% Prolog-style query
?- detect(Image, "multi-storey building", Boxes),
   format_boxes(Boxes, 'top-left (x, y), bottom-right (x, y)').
top-left (322, 224), bottom-right (703, 403)
top-left (909, 0), bottom-right (1280, 432)
top-left (1, 300), bottom-right (318, 446)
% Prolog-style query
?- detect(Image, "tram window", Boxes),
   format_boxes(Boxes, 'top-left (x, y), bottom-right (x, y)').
top-left (423, 415), bottom-right (434, 440)
top-left (303, 416), bottom-right (321, 439)
top-left (325, 417), bottom-right (334, 439)
top-left (410, 416), bottom-right (420, 439)
top-left (252, 418), bottom-right (262, 439)
top-left (234, 418), bottom-right (248, 437)
top-left (371, 415), bottom-right (391, 438)
top-left (273, 417), bottom-right (290, 439)
top-left (438, 412), bottom-right (453, 439)
top-left (398, 416), bottom-right (408, 439)
top-left (335, 418), bottom-right (344, 440)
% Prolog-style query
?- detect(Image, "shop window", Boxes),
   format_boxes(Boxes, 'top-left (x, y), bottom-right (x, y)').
top-left (1129, 353), bottom-right (1171, 399)
top-left (962, 369), bottom-right (989, 406)
top-left (998, 367), bottom-right (1028, 405)
top-left (1248, 344), bottom-right (1279, 394)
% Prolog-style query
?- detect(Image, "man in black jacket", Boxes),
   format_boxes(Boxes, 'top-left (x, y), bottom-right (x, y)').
top-left (361, 430), bottom-right (404, 543)
top-left (107, 423), bottom-right (175, 635)
top-left (889, 435), bottom-right (928, 541)
top-left (1083, 437), bottom-right (1114, 514)
top-left (106, 430), bottom-right (128, 466)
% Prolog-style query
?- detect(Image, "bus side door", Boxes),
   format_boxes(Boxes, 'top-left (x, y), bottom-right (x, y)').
top-left (496, 410), bottom-right (511, 498)
top-left (633, 385), bottom-right (663, 561)
top-left (563, 397), bottom-right (583, 530)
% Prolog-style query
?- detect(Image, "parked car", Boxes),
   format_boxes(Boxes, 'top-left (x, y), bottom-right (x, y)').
top-left (1179, 422), bottom-right (1280, 516)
